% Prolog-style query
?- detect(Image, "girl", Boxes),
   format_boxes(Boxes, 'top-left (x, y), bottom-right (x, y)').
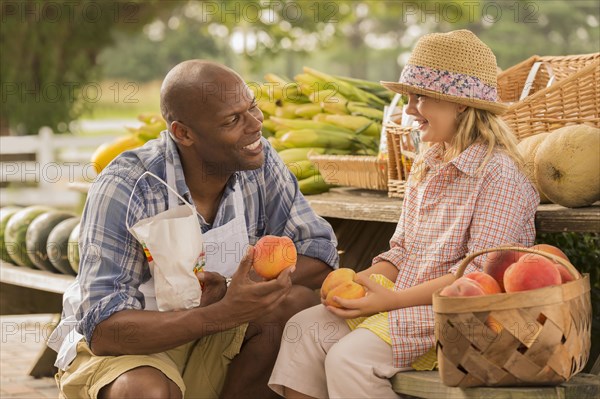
top-left (268, 30), bottom-right (540, 399)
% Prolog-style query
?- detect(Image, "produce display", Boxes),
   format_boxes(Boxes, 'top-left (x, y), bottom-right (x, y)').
top-left (532, 124), bottom-right (600, 208)
top-left (46, 217), bottom-right (81, 276)
top-left (4, 206), bottom-right (52, 268)
top-left (440, 243), bottom-right (575, 298)
top-left (0, 206), bottom-right (81, 276)
top-left (517, 132), bottom-right (551, 203)
top-left (253, 67), bottom-right (393, 195)
top-left (0, 206), bottom-right (22, 263)
top-left (68, 222), bottom-right (81, 274)
top-left (252, 235), bottom-right (297, 280)
top-left (26, 210), bottom-right (75, 272)
top-left (90, 113), bottom-right (166, 174)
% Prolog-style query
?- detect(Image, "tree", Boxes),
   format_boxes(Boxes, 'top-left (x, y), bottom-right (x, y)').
top-left (0, 0), bottom-right (175, 134)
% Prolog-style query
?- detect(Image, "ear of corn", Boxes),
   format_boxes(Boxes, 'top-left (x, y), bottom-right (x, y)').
top-left (255, 67), bottom-right (399, 195)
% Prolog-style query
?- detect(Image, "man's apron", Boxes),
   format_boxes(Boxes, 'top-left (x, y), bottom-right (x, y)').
top-left (48, 160), bottom-right (248, 370)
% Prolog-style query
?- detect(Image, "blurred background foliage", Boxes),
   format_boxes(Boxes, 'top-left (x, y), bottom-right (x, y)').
top-left (1, 0), bottom-right (599, 134)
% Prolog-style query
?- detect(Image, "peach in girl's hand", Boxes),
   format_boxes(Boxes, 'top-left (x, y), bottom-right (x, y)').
top-left (320, 268), bottom-right (366, 307)
top-left (252, 235), bottom-right (297, 280)
top-left (320, 268), bottom-right (357, 299)
top-left (325, 280), bottom-right (366, 308)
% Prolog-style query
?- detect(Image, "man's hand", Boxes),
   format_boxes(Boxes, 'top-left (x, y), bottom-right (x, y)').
top-left (196, 271), bottom-right (227, 307)
top-left (217, 246), bottom-right (294, 324)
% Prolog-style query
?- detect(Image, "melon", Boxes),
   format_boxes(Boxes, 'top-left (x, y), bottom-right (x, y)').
top-left (47, 217), bottom-right (80, 275)
top-left (535, 124), bottom-right (600, 208)
top-left (67, 222), bottom-right (81, 274)
top-left (90, 134), bottom-right (144, 174)
top-left (517, 133), bottom-right (550, 203)
top-left (4, 206), bottom-right (52, 267)
top-left (0, 206), bottom-right (22, 263)
top-left (26, 211), bottom-right (76, 272)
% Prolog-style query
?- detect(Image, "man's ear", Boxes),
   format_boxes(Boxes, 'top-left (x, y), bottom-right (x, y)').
top-left (170, 121), bottom-right (195, 146)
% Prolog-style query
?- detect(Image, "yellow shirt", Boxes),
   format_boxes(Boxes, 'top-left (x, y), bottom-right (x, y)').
top-left (345, 274), bottom-right (438, 370)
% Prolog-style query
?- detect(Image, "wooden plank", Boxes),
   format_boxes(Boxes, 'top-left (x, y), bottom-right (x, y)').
top-left (306, 188), bottom-right (600, 233)
top-left (592, 356), bottom-right (600, 376)
top-left (28, 314), bottom-right (60, 379)
top-left (391, 370), bottom-right (600, 399)
top-left (28, 345), bottom-right (58, 379)
top-left (535, 203), bottom-right (600, 233)
top-left (561, 373), bottom-right (600, 399)
top-left (0, 261), bottom-right (75, 294)
top-left (56, 185), bottom-right (600, 233)
top-left (1, 187), bottom-right (82, 208)
top-left (0, 283), bottom-right (63, 315)
top-left (307, 188), bottom-right (402, 223)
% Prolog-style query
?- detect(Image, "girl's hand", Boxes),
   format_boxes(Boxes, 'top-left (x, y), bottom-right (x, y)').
top-left (325, 275), bottom-right (399, 319)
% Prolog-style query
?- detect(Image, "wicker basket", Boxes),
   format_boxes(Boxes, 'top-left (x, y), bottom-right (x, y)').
top-left (308, 154), bottom-right (388, 191)
top-left (498, 53), bottom-right (600, 140)
top-left (433, 247), bottom-right (591, 388)
top-left (386, 122), bottom-right (420, 198)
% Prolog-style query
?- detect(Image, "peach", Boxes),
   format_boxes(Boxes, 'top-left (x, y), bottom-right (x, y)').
top-left (320, 268), bottom-right (356, 299)
top-left (531, 244), bottom-right (569, 261)
top-left (465, 271), bottom-right (502, 294)
top-left (485, 315), bottom-right (503, 334)
top-left (482, 249), bottom-right (526, 291)
top-left (503, 254), bottom-right (562, 293)
top-left (439, 277), bottom-right (486, 297)
top-left (531, 244), bottom-right (574, 283)
top-left (252, 235), bottom-right (297, 280)
top-left (325, 280), bottom-right (366, 308)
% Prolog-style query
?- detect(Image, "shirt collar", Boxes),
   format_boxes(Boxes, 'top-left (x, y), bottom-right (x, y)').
top-left (422, 142), bottom-right (489, 177)
top-left (163, 131), bottom-right (240, 202)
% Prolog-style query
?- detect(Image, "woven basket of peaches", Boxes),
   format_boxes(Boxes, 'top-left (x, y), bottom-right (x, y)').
top-left (432, 244), bottom-right (591, 388)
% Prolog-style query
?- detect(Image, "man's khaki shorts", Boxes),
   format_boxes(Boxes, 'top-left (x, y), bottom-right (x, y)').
top-left (56, 324), bottom-right (247, 399)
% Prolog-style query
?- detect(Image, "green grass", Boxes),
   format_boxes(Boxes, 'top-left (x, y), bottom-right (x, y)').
top-left (80, 80), bottom-right (161, 120)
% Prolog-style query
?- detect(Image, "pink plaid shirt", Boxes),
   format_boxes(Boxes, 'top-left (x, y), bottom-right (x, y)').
top-left (373, 142), bottom-right (539, 368)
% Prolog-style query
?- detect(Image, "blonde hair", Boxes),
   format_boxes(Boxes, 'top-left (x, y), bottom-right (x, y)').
top-left (411, 108), bottom-right (524, 183)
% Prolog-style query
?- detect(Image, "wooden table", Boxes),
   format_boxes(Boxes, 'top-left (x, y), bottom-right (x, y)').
top-left (306, 187), bottom-right (600, 233)
top-left (69, 182), bottom-right (600, 233)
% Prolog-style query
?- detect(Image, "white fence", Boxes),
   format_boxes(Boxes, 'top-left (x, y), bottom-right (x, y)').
top-left (1, 128), bottom-right (116, 208)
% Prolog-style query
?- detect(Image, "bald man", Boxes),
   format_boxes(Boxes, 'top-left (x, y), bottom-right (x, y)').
top-left (50, 61), bottom-right (339, 399)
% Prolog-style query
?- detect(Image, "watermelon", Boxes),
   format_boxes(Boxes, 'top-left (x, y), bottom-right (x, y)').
top-left (26, 211), bottom-right (76, 272)
top-left (47, 217), bottom-right (80, 275)
top-left (1, 206), bottom-right (22, 263)
top-left (67, 222), bottom-right (81, 274)
top-left (4, 206), bottom-right (52, 267)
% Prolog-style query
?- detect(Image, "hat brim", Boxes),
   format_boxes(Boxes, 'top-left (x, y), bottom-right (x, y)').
top-left (380, 81), bottom-right (509, 115)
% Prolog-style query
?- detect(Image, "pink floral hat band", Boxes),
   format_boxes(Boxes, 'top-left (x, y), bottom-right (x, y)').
top-left (400, 64), bottom-right (499, 102)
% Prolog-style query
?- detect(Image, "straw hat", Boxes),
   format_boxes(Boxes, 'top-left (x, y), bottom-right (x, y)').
top-left (381, 30), bottom-right (508, 114)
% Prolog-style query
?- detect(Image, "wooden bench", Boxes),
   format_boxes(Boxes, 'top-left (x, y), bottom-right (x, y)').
top-left (0, 261), bottom-right (75, 377)
top-left (391, 370), bottom-right (600, 398)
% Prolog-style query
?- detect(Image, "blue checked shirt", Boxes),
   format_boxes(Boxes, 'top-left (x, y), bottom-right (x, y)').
top-left (76, 132), bottom-right (338, 343)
